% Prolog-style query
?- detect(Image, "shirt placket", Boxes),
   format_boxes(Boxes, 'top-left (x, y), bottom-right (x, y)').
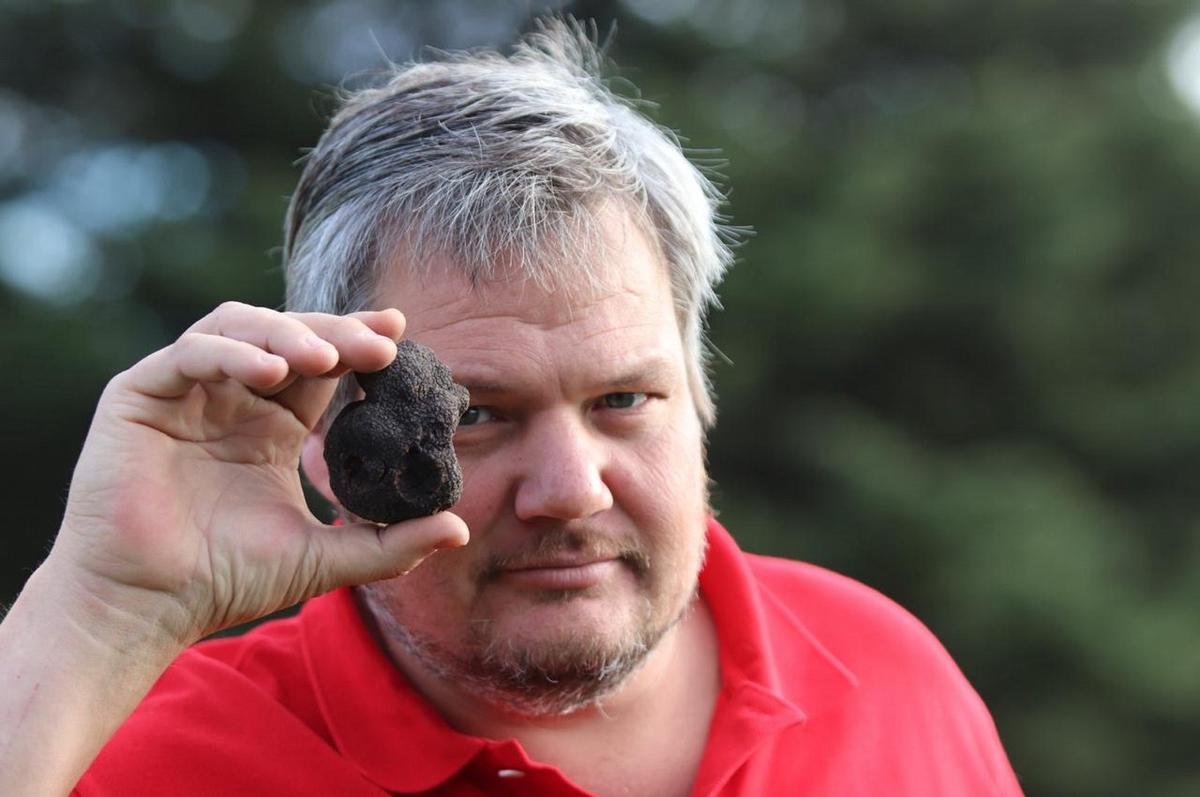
top-left (462, 742), bottom-right (596, 797)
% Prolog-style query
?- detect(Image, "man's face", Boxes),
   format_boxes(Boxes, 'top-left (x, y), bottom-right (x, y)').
top-left (347, 209), bottom-right (711, 715)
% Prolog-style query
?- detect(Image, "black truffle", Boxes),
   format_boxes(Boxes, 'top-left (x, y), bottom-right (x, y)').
top-left (324, 340), bottom-right (469, 524)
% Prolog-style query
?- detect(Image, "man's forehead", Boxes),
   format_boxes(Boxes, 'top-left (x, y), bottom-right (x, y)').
top-left (407, 298), bottom-right (681, 379)
top-left (406, 280), bottom-right (658, 336)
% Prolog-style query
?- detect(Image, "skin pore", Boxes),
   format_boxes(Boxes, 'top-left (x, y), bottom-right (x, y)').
top-left (302, 207), bottom-right (721, 795)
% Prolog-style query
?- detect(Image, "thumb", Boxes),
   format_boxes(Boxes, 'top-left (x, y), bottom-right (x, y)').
top-left (307, 512), bottom-right (470, 589)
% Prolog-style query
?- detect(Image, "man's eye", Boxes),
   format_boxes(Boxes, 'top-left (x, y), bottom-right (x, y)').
top-left (458, 406), bottom-right (494, 427)
top-left (600, 392), bottom-right (647, 410)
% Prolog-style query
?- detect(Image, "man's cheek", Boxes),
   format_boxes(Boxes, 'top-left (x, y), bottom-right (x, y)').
top-left (450, 462), bottom-right (503, 524)
top-left (613, 462), bottom-right (693, 529)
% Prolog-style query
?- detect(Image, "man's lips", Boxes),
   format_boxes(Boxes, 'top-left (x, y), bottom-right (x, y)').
top-left (497, 558), bottom-right (622, 590)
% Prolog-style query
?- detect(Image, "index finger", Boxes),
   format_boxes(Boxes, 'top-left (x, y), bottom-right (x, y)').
top-left (186, 304), bottom-right (405, 378)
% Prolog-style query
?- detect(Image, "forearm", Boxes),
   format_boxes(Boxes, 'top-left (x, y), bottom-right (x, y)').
top-left (0, 560), bottom-right (185, 797)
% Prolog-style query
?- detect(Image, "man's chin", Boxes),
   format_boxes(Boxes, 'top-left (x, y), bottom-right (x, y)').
top-left (465, 628), bottom-right (660, 717)
top-left (361, 569), bottom-right (702, 717)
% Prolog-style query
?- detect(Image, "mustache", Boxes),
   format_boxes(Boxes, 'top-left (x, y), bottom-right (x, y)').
top-left (479, 527), bottom-right (652, 581)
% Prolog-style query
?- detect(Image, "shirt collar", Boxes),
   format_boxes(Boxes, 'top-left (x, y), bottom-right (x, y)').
top-left (700, 517), bottom-right (859, 718)
top-left (301, 586), bottom-right (486, 792)
top-left (689, 519), bottom-right (858, 794)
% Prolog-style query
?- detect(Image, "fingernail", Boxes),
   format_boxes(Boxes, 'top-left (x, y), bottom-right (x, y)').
top-left (400, 552), bottom-right (433, 576)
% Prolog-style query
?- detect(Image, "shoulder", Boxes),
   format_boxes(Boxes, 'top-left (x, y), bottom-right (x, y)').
top-left (744, 551), bottom-right (963, 683)
top-left (738, 552), bottom-right (1023, 795)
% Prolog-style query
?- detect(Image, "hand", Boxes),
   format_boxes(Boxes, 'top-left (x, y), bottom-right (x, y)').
top-left (46, 301), bottom-right (469, 650)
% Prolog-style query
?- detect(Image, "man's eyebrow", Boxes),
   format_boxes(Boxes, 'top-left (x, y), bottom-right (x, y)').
top-left (451, 369), bottom-right (524, 397)
top-left (454, 357), bottom-right (676, 399)
top-left (455, 379), bottom-right (509, 397)
top-left (599, 360), bottom-right (676, 390)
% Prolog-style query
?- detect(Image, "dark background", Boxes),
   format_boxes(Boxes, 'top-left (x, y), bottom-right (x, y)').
top-left (4, 1), bottom-right (1200, 794)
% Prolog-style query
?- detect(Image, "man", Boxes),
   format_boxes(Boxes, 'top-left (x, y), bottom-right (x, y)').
top-left (0, 20), bottom-right (1023, 796)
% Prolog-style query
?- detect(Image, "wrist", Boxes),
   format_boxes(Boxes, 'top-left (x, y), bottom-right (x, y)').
top-left (0, 560), bottom-right (188, 796)
top-left (22, 556), bottom-right (191, 671)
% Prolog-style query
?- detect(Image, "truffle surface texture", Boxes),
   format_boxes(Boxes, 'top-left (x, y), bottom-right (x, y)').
top-left (324, 340), bottom-right (469, 524)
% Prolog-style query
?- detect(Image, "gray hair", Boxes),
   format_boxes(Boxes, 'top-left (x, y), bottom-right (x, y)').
top-left (283, 17), bottom-right (737, 429)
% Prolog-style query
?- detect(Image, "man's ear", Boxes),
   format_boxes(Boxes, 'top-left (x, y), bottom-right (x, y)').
top-left (301, 431), bottom-right (337, 506)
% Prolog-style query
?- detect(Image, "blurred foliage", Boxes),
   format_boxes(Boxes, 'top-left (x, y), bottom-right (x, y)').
top-left (3, 0), bottom-right (1200, 794)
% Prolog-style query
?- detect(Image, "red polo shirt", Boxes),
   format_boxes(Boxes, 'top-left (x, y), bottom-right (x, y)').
top-left (75, 520), bottom-right (1023, 795)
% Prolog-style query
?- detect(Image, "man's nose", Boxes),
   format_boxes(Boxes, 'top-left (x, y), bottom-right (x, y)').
top-left (513, 413), bottom-right (613, 522)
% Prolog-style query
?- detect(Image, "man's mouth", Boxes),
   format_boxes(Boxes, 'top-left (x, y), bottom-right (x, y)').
top-left (498, 558), bottom-right (622, 590)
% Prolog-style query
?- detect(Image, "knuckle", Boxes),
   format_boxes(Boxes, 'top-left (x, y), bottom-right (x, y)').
top-left (104, 367), bottom-right (136, 397)
top-left (289, 310), bottom-right (340, 334)
top-left (215, 299), bottom-right (249, 315)
top-left (174, 331), bottom-right (206, 353)
top-left (242, 304), bottom-right (279, 327)
top-left (345, 316), bottom-right (373, 335)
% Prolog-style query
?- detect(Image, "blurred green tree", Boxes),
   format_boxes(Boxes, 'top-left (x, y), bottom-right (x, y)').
top-left (2, 1), bottom-right (1199, 794)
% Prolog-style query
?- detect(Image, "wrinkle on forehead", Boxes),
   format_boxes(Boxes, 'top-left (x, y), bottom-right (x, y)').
top-left (415, 285), bottom-right (655, 341)
top-left (385, 266), bottom-right (670, 357)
